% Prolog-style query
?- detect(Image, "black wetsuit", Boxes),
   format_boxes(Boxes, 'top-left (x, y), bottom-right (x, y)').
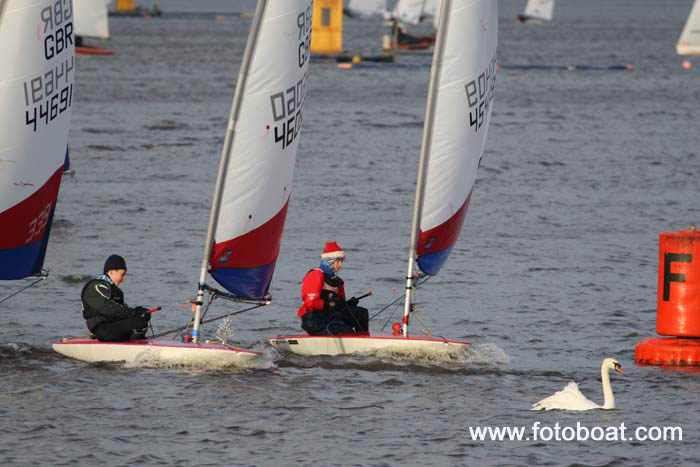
top-left (81, 278), bottom-right (148, 342)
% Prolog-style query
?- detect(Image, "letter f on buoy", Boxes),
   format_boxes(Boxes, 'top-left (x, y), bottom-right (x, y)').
top-left (663, 253), bottom-right (691, 301)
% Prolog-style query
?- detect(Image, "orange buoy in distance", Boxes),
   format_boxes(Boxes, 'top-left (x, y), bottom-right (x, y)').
top-left (636, 225), bottom-right (700, 367)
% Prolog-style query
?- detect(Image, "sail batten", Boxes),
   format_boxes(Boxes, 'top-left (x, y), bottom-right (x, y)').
top-left (0, 0), bottom-right (74, 279)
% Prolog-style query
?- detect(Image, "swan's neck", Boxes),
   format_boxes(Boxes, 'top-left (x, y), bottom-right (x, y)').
top-left (601, 364), bottom-right (615, 409)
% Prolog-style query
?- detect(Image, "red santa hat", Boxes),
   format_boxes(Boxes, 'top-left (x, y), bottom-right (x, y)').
top-left (321, 241), bottom-right (345, 260)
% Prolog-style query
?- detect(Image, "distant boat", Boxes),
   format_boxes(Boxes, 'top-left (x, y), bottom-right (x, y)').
top-left (271, 0), bottom-right (498, 357)
top-left (109, 0), bottom-right (161, 17)
top-left (54, 0), bottom-right (313, 367)
top-left (516, 0), bottom-right (555, 24)
top-left (388, 0), bottom-right (437, 50)
top-left (344, 0), bottom-right (386, 18)
top-left (0, 0), bottom-right (75, 280)
top-left (74, 0), bottom-right (115, 55)
top-left (677, 0), bottom-right (700, 55)
top-left (392, 0), bottom-right (437, 25)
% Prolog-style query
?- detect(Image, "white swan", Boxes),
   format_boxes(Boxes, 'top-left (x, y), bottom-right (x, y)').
top-left (531, 358), bottom-right (623, 411)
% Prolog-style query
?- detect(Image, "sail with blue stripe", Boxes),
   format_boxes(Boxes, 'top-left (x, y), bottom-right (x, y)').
top-left (0, 0), bottom-right (75, 280)
top-left (415, 0), bottom-right (497, 276)
top-left (205, 0), bottom-right (313, 299)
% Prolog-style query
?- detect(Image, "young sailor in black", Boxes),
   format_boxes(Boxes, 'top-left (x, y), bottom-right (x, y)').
top-left (81, 255), bottom-right (150, 341)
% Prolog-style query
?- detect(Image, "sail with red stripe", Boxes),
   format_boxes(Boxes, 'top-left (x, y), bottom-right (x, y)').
top-left (0, 0), bottom-right (75, 279)
top-left (207, 0), bottom-right (312, 299)
top-left (416, 0), bottom-right (497, 275)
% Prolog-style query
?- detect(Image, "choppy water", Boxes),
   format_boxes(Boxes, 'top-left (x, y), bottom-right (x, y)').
top-left (2, 0), bottom-right (699, 465)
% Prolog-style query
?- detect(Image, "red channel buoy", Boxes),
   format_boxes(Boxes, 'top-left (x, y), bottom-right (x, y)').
top-left (635, 338), bottom-right (700, 367)
top-left (636, 226), bottom-right (700, 367)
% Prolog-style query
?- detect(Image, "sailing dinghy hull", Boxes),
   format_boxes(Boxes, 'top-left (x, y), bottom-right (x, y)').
top-left (269, 333), bottom-right (469, 357)
top-left (53, 337), bottom-right (261, 366)
top-left (76, 46), bottom-right (115, 56)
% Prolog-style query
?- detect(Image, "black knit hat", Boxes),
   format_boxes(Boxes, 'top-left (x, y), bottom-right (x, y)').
top-left (104, 254), bottom-right (127, 273)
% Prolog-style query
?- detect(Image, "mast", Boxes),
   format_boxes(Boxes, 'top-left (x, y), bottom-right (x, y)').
top-left (191, 0), bottom-right (268, 343)
top-left (402, 0), bottom-right (451, 338)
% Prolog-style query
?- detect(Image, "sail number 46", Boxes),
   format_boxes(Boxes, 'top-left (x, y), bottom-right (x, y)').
top-left (26, 203), bottom-right (53, 244)
top-left (269, 73), bottom-right (308, 150)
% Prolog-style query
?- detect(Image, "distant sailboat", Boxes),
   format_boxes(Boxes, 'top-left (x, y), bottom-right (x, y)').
top-left (344, 0), bottom-right (385, 18)
top-left (74, 0), bottom-right (114, 55)
top-left (109, 0), bottom-right (161, 17)
top-left (392, 0), bottom-right (436, 25)
top-left (516, 0), bottom-right (555, 24)
top-left (677, 0), bottom-right (700, 55)
top-left (388, 0), bottom-right (437, 50)
top-left (0, 0), bottom-right (75, 281)
top-left (271, 0), bottom-right (498, 357)
top-left (54, 0), bottom-right (313, 366)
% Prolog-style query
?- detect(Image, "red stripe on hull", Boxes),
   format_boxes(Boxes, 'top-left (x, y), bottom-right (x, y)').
top-left (0, 167), bottom-right (63, 250)
top-left (272, 333), bottom-right (470, 345)
top-left (210, 199), bottom-right (290, 269)
top-left (417, 191), bottom-right (472, 257)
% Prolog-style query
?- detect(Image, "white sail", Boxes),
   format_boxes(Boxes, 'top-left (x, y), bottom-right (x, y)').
top-left (269, 0), bottom-right (495, 354)
top-left (74, 0), bottom-right (110, 39)
top-left (677, 0), bottom-right (700, 55)
top-left (0, 0), bottom-right (75, 279)
top-left (203, 0), bottom-right (313, 300)
top-left (415, 0), bottom-right (497, 277)
top-left (392, 0), bottom-right (429, 25)
top-left (523, 0), bottom-right (554, 22)
top-left (346, 0), bottom-right (386, 17)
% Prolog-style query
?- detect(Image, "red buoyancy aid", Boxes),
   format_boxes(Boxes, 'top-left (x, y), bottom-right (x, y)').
top-left (297, 268), bottom-right (346, 317)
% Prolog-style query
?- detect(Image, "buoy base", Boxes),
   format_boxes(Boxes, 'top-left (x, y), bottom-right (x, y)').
top-left (635, 337), bottom-right (700, 367)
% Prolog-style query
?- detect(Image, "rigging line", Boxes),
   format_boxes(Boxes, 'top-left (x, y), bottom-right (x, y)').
top-left (0, 271), bottom-right (49, 305)
top-left (150, 295), bottom-right (214, 339)
top-left (199, 302), bottom-right (264, 326)
top-left (380, 303), bottom-right (400, 332)
top-left (150, 302), bottom-right (264, 339)
top-left (410, 307), bottom-right (433, 336)
top-left (369, 275), bottom-right (432, 321)
top-left (339, 301), bottom-right (363, 329)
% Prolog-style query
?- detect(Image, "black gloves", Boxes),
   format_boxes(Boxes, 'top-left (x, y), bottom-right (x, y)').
top-left (133, 306), bottom-right (150, 318)
top-left (347, 297), bottom-right (359, 307)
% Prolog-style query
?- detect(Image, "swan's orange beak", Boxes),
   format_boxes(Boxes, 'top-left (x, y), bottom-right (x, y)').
top-left (614, 363), bottom-right (623, 374)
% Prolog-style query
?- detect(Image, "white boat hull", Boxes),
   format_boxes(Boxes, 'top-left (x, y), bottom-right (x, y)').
top-left (269, 333), bottom-right (469, 357)
top-left (52, 337), bottom-right (262, 367)
top-left (676, 44), bottom-right (700, 56)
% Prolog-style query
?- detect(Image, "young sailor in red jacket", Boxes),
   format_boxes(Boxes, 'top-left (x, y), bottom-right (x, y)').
top-left (297, 242), bottom-right (369, 335)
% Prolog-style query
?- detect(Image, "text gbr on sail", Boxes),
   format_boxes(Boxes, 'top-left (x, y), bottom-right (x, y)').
top-left (465, 52), bottom-right (497, 132)
top-left (297, 1), bottom-right (313, 68)
top-left (41, 0), bottom-right (74, 60)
